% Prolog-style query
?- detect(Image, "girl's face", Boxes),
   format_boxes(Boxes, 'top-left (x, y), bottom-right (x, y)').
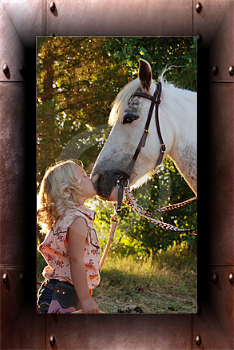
top-left (72, 164), bottom-right (97, 202)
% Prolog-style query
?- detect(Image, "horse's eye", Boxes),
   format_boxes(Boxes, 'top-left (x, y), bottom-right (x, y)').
top-left (122, 113), bottom-right (140, 125)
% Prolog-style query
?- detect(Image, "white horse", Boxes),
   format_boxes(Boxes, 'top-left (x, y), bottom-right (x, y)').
top-left (91, 59), bottom-right (197, 200)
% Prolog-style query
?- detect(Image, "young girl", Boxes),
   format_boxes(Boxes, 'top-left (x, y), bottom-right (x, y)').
top-left (37, 160), bottom-right (117, 314)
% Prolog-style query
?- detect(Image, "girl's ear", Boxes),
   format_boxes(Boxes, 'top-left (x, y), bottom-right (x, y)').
top-left (138, 58), bottom-right (152, 92)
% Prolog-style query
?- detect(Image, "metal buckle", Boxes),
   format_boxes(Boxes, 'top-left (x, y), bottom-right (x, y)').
top-left (161, 144), bottom-right (166, 153)
top-left (116, 177), bottom-right (129, 188)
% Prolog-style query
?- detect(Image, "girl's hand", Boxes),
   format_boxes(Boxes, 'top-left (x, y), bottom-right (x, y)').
top-left (80, 296), bottom-right (99, 313)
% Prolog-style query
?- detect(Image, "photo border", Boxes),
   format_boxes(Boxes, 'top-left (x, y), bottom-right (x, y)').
top-left (1, 0), bottom-right (233, 348)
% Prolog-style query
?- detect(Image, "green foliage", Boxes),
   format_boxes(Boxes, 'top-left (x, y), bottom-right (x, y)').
top-left (106, 37), bottom-right (197, 91)
top-left (37, 37), bottom-right (197, 255)
top-left (37, 37), bottom-right (128, 186)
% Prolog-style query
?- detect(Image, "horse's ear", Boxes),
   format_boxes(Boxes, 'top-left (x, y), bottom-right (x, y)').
top-left (138, 58), bottom-right (152, 91)
top-left (128, 77), bottom-right (133, 83)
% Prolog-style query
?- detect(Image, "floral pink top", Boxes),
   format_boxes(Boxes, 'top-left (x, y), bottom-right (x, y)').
top-left (38, 206), bottom-right (101, 289)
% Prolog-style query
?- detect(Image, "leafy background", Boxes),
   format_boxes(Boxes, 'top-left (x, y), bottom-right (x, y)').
top-left (37, 37), bottom-right (197, 257)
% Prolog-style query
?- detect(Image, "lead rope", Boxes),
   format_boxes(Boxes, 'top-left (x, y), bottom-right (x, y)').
top-left (99, 185), bottom-right (196, 271)
top-left (123, 186), bottom-right (197, 236)
top-left (99, 210), bottom-right (120, 271)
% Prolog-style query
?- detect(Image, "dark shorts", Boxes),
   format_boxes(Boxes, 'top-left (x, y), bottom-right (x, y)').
top-left (37, 279), bottom-right (80, 314)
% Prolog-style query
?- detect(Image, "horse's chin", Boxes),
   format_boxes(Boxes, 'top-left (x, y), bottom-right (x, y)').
top-left (96, 194), bottom-right (110, 201)
top-left (130, 174), bottom-right (149, 189)
top-left (129, 167), bottom-right (157, 189)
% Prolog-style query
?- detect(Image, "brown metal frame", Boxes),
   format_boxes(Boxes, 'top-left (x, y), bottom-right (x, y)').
top-left (1, 0), bottom-right (233, 349)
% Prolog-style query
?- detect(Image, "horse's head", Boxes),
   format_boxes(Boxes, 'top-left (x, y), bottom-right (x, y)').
top-left (91, 59), bottom-right (169, 200)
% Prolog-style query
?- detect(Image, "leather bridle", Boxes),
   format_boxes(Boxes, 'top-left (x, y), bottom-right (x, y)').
top-left (115, 82), bottom-right (165, 211)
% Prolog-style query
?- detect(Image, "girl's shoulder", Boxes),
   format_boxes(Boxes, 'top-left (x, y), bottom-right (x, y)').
top-left (53, 206), bottom-right (95, 233)
top-left (65, 205), bottom-right (95, 221)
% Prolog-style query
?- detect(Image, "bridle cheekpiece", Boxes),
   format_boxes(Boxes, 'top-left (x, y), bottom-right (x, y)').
top-left (115, 82), bottom-right (165, 211)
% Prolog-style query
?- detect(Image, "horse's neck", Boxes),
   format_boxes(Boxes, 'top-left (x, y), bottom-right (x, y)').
top-left (169, 144), bottom-right (197, 195)
top-left (162, 84), bottom-right (197, 195)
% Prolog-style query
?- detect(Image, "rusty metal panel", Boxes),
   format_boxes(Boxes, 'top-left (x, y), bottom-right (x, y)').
top-left (2, 0), bottom-right (46, 47)
top-left (0, 267), bottom-right (25, 348)
top-left (209, 1), bottom-right (234, 82)
top-left (0, 82), bottom-right (25, 266)
top-left (209, 83), bottom-right (234, 266)
top-left (192, 302), bottom-right (232, 349)
top-left (192, 0), bottom-right (233, 47)
top-left (3, 303), bottom-right (46, 349)
top-left (209, 266), bottom-right (234, 349)
top-left (0, 3), bottom-right (25, 82)
top-left (0, 0), bottom-right (234, 349)
top-left (47, 0), bottom-right (193, 37)
top-left (45, 314), bottom-right (192, 349)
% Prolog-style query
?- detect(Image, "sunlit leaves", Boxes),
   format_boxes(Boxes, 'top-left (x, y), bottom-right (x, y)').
top-left (37, 37), bottom-right (129, 186)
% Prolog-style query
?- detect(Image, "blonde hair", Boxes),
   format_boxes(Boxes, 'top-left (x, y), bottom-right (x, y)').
top-left (37, 160), bottom-right (83, 232)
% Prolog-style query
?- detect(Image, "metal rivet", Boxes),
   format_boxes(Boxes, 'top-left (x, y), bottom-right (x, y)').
top-left (19, 273), bottom-right (24, 283)
top-left (213, 273), bottom-right (218, 284)
top-left (49, 335), bottom-right (55, 347)
top-left (229, 273), bottom-right (234, 284)
top-left (195, 2), bottom-right (202, 13)
top-left (196, 34), bottom-right (202, 44)
top-left (19, 64), bottom-right (25, 75)
top-left (195, 335), bottom-right (202, 346)
top-left (212, 66), bottom-right (218, 76)
top-left (3, 64), bottom-right (9, 75)
top-left (3, 273), bottom-right (8, 284)
top-left (50, 2), bottom-right (56, 12)
top-left (229, 66), bottom-right (234, 76)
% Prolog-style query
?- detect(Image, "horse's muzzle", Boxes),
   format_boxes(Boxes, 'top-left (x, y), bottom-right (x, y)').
top-left (91, 169), bottom-right (130, 200)
top-left (91, 170), bottom-right (119, 199)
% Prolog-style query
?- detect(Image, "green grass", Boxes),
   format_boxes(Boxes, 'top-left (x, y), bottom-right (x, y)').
top-left (37, 241), bottom-right (197, 314)
top-left (93, 246), bottom-right (197, 313)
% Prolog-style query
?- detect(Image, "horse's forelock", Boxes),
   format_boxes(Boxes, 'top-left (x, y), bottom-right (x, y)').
top-left (108, 78), bottom-right (142, 126)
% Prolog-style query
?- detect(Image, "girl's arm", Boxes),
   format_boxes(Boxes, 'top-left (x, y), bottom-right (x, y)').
top-left (67, 217), bottom-right (99, 313)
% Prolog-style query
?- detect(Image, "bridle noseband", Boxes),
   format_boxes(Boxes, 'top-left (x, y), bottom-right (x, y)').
top-left (116, 82), bottom-right (165, 211)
